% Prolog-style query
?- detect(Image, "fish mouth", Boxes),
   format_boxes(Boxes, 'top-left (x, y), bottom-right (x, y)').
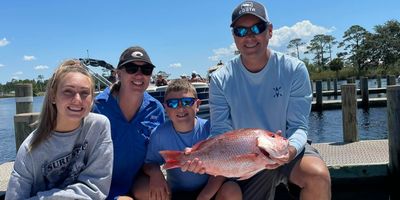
top-left (259, 147), bottom-right (270, 158)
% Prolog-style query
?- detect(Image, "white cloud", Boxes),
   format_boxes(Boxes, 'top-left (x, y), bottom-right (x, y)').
top-left (209, 20), bottom-right (335, 60)
top-left (11, 76), bottom-right (19, 80)
top-left (0, 64), bottom-right (4, 67)
top-left (34, 65), bottom-right (49, 70)
top-left (208, 43), bottom-right (237, 62)
top-left (23, 55), bottom-right (36, 61)
top-left (0, 38), bottom-right (10, 47)
top-left (270, 20), bottom-right (335, 49)
top-left (14, 71), bottom-right (23, 75)
top-left (169, 63), bottom-right (182, 68)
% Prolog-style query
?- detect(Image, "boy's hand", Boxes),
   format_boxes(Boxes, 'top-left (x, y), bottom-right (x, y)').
top-left (149, 173), bottom-right (170, 200)
top-left (180, 158), bottom-right (206, 174)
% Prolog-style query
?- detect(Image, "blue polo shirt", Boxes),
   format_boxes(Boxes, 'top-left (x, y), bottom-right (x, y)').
top-left (93, 87), bottom-right (165, 199)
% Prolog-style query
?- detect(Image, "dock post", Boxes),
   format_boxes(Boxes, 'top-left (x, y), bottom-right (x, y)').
top-left (15, 84), bottom-right (33, 114)
top-left (387, 85), bottom-right (400, 198)
top-left (316, 80), bottom-right (323, 110)
top-left (377, 75), bottom-right (382, 88)
top-left (341, 84), bottom-right (358, 142)
top-left (326, 79), bottom-right (331, 91)
top-left (387, 75), bottom-right (396, 86)
top-left (360, 77), bottom-right (369, 108)
top-left (347, 77), bottom-right (355, 84)
top-left (14, 113), bottom-right (39, 150)
top-left (310, 79), bottom-right (314, 95)
top-left (14, 84), bottom-right (35, 151)
top-left (333, 79), bottom-right (338, 96)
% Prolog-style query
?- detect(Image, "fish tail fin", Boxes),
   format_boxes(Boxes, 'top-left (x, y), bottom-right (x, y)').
top-left (159, 150), bottom-right (183, 169)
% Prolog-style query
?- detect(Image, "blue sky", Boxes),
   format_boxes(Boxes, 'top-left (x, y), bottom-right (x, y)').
top-left (1, 0), bottom-right (399, 84)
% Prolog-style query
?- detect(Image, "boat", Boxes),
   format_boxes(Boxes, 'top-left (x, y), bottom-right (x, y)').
top-left (80, 58), bottom-right (211, 107)
top-left (146, 81), bottom-right (209, 105)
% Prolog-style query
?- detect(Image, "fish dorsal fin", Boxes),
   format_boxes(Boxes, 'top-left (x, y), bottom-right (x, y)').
top-left (191, 137), bottom-right (218, 151)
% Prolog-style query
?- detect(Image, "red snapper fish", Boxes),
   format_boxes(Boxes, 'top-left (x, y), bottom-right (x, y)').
top-left (159, 128), bottom-right (289, 180)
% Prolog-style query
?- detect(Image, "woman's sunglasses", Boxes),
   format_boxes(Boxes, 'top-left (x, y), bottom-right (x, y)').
top-left (232, 22), bottom-right (268, 37)
top-left (165, 97), bottom-right (196, 109)
top-left (122, 63), bottom-right (154, 76)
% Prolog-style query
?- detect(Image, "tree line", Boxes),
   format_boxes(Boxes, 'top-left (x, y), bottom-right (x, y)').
top-left (287, 19), bottom-right (400, 80)
top-left (0, 75), bottom-right (48, 96)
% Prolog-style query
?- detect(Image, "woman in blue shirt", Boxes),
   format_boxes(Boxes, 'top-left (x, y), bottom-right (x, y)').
top-left (93, 46), bottom-right (165, 199)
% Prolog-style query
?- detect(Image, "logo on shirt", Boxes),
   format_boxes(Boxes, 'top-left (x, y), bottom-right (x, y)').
top-left (42, 141), bottom-right (88, 189)
top-left (273, 86), bottom-right (282, 98)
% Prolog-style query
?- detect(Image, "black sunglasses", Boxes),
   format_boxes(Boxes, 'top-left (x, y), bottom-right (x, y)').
top-left (122, 63), bottom-right (154, 76)
top-left (165, 97), bottom-right (196, 109)
top-left (232, 22), bottom-right (268, 37)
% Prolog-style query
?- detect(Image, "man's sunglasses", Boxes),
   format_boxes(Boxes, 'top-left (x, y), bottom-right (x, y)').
top-left (122, 63), bottom-right (154, 76)
top-left (232, 22), bottom-right (268, 37)
top-left (165, 97), bottom-right (196, 109)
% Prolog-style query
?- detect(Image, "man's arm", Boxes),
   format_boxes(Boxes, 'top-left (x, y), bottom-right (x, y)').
top-left (209, 74), bottom-right (233, 136)
top-left (286, 62), bottom-right (312, 158)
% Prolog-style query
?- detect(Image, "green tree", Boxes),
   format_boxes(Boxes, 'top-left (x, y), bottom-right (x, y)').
top-left (287, 38), bottom-right (305, 59)
top-left (305, 34), bottom-right (336, 70)
top-left (37, 75), bottom-right (44, 92)
top-left (369, 20), bottom-right (400, 67)
top-left (338, 25), bottom-right (368, 76)
top-left (323, 35), bottom-right (337, 62)
top-left (329, 57), bottom-right (344, 80)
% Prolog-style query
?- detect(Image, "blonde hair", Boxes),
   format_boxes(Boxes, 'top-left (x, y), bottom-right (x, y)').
top-left (164, 79), bottom-right (198, 99)
top-left (29, 59), bottom-right (94, 151)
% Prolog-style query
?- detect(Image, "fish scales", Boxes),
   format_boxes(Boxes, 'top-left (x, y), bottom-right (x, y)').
top-left (160, 128), bottom-right (289, 180)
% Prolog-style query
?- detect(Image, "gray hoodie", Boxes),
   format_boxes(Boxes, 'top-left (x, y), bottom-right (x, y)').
top-left (6, 112), bottom-right (113, 200)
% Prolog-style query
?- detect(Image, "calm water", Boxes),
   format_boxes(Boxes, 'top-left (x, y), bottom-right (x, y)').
top-left (0, 96), bottom-right (43, 164)
top-left (0, 90), bottom-right (389, 164)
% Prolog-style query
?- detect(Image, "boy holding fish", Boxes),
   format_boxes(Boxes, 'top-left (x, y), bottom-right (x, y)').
top-left (136, 79), bottom-right (242, 200)
top-left (182, 1), bottom-right (331, 200)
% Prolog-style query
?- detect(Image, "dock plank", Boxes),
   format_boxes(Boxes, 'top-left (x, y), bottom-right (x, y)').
top-left (312, 140), bottom-right (389, 178)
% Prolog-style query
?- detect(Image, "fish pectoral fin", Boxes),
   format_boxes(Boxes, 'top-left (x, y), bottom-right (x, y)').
top-left (234, 153), bottom-right (259, 161)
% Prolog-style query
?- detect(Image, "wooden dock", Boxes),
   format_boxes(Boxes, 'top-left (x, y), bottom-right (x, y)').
top-left (0, 139), bottom-right (390, 199)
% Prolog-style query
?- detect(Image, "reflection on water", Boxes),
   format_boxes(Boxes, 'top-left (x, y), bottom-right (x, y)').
top-left (0, 95), bottom-right (389, 164)
top-left (308, 107), bottom-right (388, 143)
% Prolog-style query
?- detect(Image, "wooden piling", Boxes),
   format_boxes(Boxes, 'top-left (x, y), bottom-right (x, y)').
top-left (377, 76), bottom-right (382, 88)
top-left (387, 75), bottom-right (396, 86)
top-left (347, 77), bottom-right (355, 84)
top-left (14, 113), bottom-right (39, 151)
top-left (334, 79), bottom-right (338, 96)
top-left (15, 84), bottom-right (33, 114)
top-left (327, 79), bottom-right (331, 91)
top-left (387, 85), bottom-right (400, 198)
top-left (361, 77), bottom-right (369, 108)
top-left (341, 84), bottom-right (358, 142)
top-left (316, 80), bottom-right (323, 110)
top-left (310, 79), bottom-right (314, 94)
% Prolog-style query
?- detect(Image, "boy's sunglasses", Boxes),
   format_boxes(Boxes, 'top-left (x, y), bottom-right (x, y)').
top-left (165, 97), bottom-right (196, 109)
top-left (122, 63), bottom-right (154, 76)
top-left (232, 22), bottom-right (268, 37)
